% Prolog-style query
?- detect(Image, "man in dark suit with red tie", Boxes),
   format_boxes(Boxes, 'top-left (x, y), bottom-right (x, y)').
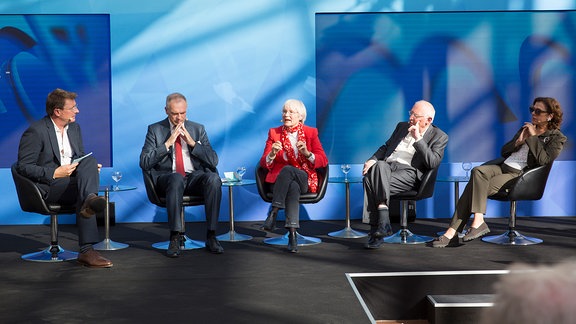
top-left (140, 93), bottom-right (223, 257)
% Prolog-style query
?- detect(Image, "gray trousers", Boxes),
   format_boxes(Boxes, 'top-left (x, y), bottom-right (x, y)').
top-left (270, 166), bottom-right (308, 228)
top-left (448, 163), bottom-right (522, 232)
top-left (363, 161), bottom-right (418, 225)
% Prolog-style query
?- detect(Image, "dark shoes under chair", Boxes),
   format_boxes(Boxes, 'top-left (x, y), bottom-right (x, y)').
top-left (287, 231), bottom-right (298, 253)
top-left (364, 214), bottom-right (393, 249)
top-left (77, 249), bottom-right (113, 268)
top-left (79, 193), bottom-right (107, 218)
top-left (260, 208), bottom-right (278, 232)
top-left (166, 233), bottom-right (224, 257)
top-left (205, 236), bottom-right (224, 254)
top-left (431, 235), bottom-right (460, 248)
top-left (462, 222), bottom-right (490, 242)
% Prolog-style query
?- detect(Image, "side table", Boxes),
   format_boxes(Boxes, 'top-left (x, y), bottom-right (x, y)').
top-left (93, 185), bottom-right (136, 250)
top-left (436, 176), bottom-right (470, 238)
top-left (216, 179), bottom-right (255, 242)
top-left (328, 176), bottom-right (367, 238)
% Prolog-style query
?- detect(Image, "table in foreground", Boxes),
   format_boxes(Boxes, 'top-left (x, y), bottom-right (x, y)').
top-left (93, 185), bottom-right (136, 250)
top-left (327, 176), bottom-right (367, 238)
top-left (216, 179), bottom-right (255, 242)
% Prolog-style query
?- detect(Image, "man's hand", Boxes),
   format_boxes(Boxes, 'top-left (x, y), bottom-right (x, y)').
top-left (363, 159), bottom-right (377, 175)
top-left (53, 163), bottom-right (79, 179)
top-left (408, 120), bottom-right (422, 140)
top-left (165, 123), bottom-right (196, 149)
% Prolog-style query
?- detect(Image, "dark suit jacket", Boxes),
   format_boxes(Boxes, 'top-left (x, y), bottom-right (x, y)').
top-left (140, 118), bottom-right (219, 183)
top-left (369, 122), bottom-right (448, 180)
top-left (16, 115), bottom-right (87, 185)
top-left (259, 125), bottom-right (329, 184)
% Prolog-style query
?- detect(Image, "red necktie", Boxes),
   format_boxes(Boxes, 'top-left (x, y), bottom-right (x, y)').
top-left (174, 136), bottom-right (186, 176)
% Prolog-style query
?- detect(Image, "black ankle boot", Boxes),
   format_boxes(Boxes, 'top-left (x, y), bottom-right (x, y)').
top-left (287, 231), bottom-right (298, 253)
top-left (373, 208), bottom-right (393, 238)
top-left (261, 208), bottom-right (278, 232)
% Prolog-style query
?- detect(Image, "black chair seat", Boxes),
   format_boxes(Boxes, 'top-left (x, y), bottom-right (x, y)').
top-left (384, 166), bottom-right (439, 244)
top-left (255, 164), bottom-right (328, 246)
top-left (482, 162), bottom-right (554, 245)
top-left (142, 170), bottom-right (205, 249)
top-left (11, 163), bottom-right (78, 262)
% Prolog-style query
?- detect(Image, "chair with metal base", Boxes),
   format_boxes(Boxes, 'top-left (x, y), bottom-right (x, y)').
top-left (383, 166), bottom-right (439, 244)
top-left (255, 164), bottom-right (329, 246)
top-left (482, 162), bottom-right (554, 246)
top-left (11, 163), bottom-right (78, 262)
top-left (142, 170), bottom-right (205, 250)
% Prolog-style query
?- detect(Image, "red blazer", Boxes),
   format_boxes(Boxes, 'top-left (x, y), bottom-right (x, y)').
top-left (259, 125), bottom-right (328, 184)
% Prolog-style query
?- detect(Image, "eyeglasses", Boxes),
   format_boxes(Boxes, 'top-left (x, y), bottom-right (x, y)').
top-left (529, 106), bottom-right (549, 115)
top-left (408, 111), bottom-right (426, 118)
top-left (59, 105), bottom-right (78, 111)
top-left (282, 110), bottom-right (299, 115)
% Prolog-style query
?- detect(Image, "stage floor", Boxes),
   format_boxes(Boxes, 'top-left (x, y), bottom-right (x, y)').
top-left (0, 217), bottom-right (575, 323)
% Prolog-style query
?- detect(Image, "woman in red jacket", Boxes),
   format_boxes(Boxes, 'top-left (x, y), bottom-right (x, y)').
top-left (259, 99), bottom-right (329, 252)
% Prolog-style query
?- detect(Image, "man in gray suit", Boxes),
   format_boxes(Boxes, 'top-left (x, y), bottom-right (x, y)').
top-left (17, 88), bottom-right (112, 267)
top-left (140, 93), bottom-right (223, 257)
top-left (363, 100), bottom-right (448, 249)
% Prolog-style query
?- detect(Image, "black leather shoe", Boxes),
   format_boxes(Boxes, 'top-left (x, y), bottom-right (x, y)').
top-left (167, 235), bottom-right (180, 258)
top-left (205, 236), bottom-right (224, 254)
top-left (79, 193), bottom-right (107, 218)
top-left (365, 235), bottom-right (385, 249)
top-left (260, 208), bottom-right (278, 232)
top-left (287, 231), bottom-right (298, 253)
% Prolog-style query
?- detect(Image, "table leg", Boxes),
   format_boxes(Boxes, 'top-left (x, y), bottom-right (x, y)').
top-left (217, 186), bottom-right (252, 242)
top-left (94, 187), bottom-right (129, 250)
top-left (328, 182), bottom-right (367, 238)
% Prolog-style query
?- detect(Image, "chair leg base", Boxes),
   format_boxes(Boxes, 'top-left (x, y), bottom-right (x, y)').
top-left (383, 229), bottom-right (434, 244)
top-left (21, 245), bottom-right (78, 262)
top-left (263, 232), bottom-right (321, 246)
top-left (481, 230), bottom-right (543, 245)
top-left (152, 235), bottom-right (204, 250)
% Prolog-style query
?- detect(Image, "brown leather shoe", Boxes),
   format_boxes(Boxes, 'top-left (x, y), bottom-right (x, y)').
top-left (77, 249), bottom-right (113, 268)
top-left (80, 193), bottom-right (107, 218)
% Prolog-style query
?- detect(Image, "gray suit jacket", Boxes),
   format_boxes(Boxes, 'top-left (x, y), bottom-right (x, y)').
top-left (139, 118), bottom-right (219, 183)
top-left (369, 122), bottom-right (448, 180)
top-left (16, 116), bottom-right (86, 185)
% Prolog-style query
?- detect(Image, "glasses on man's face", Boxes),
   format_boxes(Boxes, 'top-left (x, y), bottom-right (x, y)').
top-left (282, 110), bottom-right (299, 115)
top-left (408, 111), bottom-right (426, 119)
top-left (529, 106), bottom-right (549, 116)
top-left (59, 105), bottom-right (78, 111)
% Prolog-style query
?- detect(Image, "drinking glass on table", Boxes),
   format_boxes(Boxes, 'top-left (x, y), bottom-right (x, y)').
top-left (462, 162), bottom-right (472, 179)
top-left (236, 166), bottom-right (246, 181)
top-left (340, 164), bottom-right (351, 181)
top-left (112, 171), bottom-right (122, 191)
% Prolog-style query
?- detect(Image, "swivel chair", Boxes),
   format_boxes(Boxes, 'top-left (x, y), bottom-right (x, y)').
top-left (255, 164), bottom-right (329, 246)
top-left (11, 163), bottom-right (78, 262)
top-left (482, 162), bottom-right (554, 245)
top-left (142, 170), bottom-right (205, 250)
top-left (384, 166), bottom-right (439, 244)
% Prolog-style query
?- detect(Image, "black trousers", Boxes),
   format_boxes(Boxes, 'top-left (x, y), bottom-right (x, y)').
top-left (156, 170), bottom-right (222, 233)
top-left (39, 156), bottom-right (101, 246)
top-left (270, 166), bottom-right (308, 228)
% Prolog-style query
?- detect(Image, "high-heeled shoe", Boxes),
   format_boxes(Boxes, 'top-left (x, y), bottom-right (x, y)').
top-left (287, 231), bottom-right (298, 253)
top-left (260, 208), bottom-right (278, 232)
